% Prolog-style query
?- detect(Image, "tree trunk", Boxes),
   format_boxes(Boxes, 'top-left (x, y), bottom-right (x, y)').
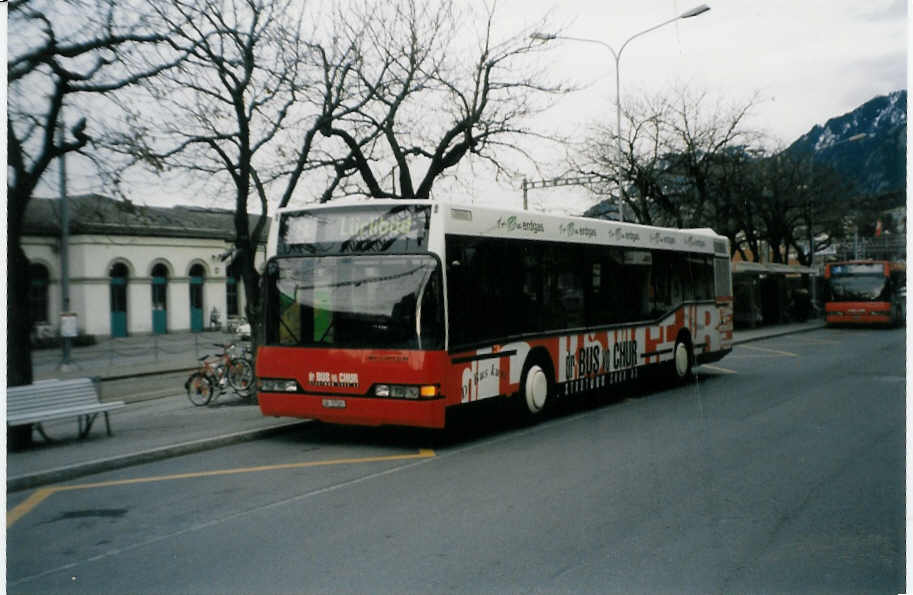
top-left (7, 227), bottom-right (34, 388)
top-left (8, 229), bottom-right (35, 449)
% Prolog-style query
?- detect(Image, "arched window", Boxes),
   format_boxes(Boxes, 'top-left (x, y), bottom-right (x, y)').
top-left (110, 262), bottom-right (129, 337)
top-left (28, 263), bottom-right (50, 324)
top-left (189, 263), bottom-right (205, 332)
top-left (151, 263), bottom-right (169, 334)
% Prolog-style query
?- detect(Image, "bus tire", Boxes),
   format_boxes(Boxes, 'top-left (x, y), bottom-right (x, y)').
top-left (520, 355), bottom-right (553, 416)
top-left (893, 304), bottom-right (904, 328)
top-left (670, 334), bottom-right (694, 383)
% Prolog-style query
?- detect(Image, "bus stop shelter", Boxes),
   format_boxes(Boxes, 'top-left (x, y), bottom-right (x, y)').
top-left (732, 261), bottom-right (817, 328)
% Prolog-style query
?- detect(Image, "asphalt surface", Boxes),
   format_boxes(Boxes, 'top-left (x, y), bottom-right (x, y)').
top-left (6, 322), bottom-right (904, 593)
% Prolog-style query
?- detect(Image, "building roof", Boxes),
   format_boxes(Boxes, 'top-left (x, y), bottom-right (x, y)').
top-left (24, 194), bottom-right (269, 241)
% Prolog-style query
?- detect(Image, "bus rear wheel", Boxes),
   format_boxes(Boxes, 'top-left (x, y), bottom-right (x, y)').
top-left (670, 336), bottom-right (694, 383)
top-left (520, 358), bottom-right (552, 416)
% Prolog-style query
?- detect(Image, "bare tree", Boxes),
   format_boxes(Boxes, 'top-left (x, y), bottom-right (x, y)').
top-left (754, 149), bottom-right (850, 265)
top-left (577, 94), bottom-right (677, 225)
top-left (706, 145), bottom-right (767, 260)
top-left (665, 88), bottom-right (759, 228)
top-left (313, 0), bottom-right (570, 201)
top-left (576, 87), bottom-right (759, 230)
top-left (7, 0), bottom-right (186, 387)
top-left (106, 0), bottom-right (374, 349)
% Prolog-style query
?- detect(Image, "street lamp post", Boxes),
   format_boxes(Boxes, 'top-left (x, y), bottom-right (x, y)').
top-left (532, 4), bottom-right (710, 222)
top-left (58, 113), bottom-right (73, 369)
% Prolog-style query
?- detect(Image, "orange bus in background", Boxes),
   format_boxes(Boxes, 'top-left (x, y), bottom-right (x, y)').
top-left (824, 260), bottom-right (905, 326)
top-left (256, 200), bottom-right (733, 429)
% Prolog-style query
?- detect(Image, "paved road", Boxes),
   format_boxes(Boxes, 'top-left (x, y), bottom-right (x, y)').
top-left (8, 327), bottom-right (905, 593)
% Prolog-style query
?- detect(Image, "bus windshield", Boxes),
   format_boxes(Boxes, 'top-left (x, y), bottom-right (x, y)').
top-left (827, 274), bottom-right (888, 302)
top-left (265, 254), bottom-right (444, 350)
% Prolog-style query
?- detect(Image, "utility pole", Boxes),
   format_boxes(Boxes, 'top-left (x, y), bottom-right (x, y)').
top-left (530, 4), bottom-right (711, 222)
top-left (58, 113), bottom-right (74, 370)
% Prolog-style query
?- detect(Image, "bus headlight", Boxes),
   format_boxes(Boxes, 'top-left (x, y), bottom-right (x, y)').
top-left (259, 378), bottom-right (300, 392)
top-left (373, 384), bottom-right (439, 399)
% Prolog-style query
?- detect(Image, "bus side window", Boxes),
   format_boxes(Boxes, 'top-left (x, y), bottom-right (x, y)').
top-left (419, 269), bottom-right (444, 350)
top-left (447, 236), bottom-right (508, 347)
top-left (621, 250), bottom-right (652, 322)
top-left (689, 255), bottom-right (713, 300)
top-left (517, 244), bottom-right (542, 334)
top-left (585, 245), bottom-right (618, 326)
top-left (651, 251), bottom-right (672, 316)
top-left (445, 239), bottom-right (469, 347)
top-left (603, 248), bottom-right (624, 324)
top-left (542, 244), bottom-right (584, 331)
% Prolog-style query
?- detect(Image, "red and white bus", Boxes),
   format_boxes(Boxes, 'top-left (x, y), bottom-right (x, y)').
top-left (824, 260), bottom-right (906, 326)
top-left (256, 200), bottom-right (733, 428)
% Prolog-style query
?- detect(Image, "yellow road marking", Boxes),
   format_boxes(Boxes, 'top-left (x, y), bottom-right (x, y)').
top-left (738, 344), bottom-right (798, 357)
top-left (7, 488), bottom-right (57, 527)
top-left (7, 449), bottom-right (435, 528)
top-left (699, 364), bottom-right (738, 374)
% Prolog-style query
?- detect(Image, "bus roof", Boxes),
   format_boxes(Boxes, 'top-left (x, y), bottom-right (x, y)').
top-left (274, 199), bottom-right (729, 257)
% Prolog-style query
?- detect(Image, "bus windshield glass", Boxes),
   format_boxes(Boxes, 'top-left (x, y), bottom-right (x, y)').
top-left (265, 255), bottom-right (444, 350)
top-left (827, 274), bottom-right (888, 302)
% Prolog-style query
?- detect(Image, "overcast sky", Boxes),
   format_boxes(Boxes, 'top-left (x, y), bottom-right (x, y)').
top-left (46, 0), bottom-right (907, 214)
top-left (456, 0), bottom-right (907, 213)
top-left (500, 0), bottom-right (907, 144)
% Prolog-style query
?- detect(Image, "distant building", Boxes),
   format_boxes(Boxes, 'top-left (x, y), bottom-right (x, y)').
top-left (22, 194), bottom-right (268, 338)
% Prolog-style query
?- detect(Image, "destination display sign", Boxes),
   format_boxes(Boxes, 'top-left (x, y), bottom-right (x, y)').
top-left (278, 205), bottom-right (431, 256)
top-left (830, 263), bottom-right (885, 275)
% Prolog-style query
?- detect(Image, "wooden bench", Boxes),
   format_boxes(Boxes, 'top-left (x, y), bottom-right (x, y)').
top-left (7, 377), bottom-right (125, 443)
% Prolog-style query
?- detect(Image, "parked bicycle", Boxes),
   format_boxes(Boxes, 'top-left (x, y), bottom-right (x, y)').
top-left (185, 343), bottom-right (255, 406)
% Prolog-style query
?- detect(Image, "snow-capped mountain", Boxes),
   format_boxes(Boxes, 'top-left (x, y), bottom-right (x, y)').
top-left (786, 90), bottom-right (906, 196)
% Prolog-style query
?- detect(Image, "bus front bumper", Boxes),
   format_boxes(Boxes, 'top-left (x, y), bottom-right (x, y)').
top-left (258, 392), bottom-right (448, 429)
top-left (826, 303), bottom-right (893, 325)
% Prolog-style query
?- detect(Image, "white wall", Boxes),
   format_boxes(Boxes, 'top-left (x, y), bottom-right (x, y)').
top-left (23, 233), bottom-right (266, 337)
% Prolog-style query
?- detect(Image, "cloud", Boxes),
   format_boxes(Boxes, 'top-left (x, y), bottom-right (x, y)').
top-left (857, 0), bottom-right (907, 21)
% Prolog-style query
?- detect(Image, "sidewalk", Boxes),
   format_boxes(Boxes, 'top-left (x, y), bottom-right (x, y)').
top-left (7, 320), bottom-right (827, 492)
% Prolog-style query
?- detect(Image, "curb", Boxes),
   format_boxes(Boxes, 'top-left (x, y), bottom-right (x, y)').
top-left (7, 420), bottom-right (310, 493)
top-left (731, 322), bottom-right (827, 346)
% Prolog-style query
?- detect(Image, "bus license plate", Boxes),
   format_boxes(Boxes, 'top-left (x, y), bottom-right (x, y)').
top-left (322, 398), bottom-right (346, 409)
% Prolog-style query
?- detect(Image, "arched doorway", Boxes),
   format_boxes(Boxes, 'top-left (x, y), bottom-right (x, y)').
top-left (151, 263), bottom-right (169, 334)
top-left (189, 263), bottom-right (205, 332)
top-left (110, 262), bottom-right (129, 337)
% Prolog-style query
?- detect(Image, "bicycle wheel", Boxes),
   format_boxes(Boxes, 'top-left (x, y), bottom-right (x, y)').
top-left (186, 372), bottom-right (214, 406)
top-left (227, 358), bottom-right (254, 397)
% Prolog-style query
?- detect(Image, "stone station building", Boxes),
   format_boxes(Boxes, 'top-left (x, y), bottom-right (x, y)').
top-left (22, 194), bottom-right (267, 339)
